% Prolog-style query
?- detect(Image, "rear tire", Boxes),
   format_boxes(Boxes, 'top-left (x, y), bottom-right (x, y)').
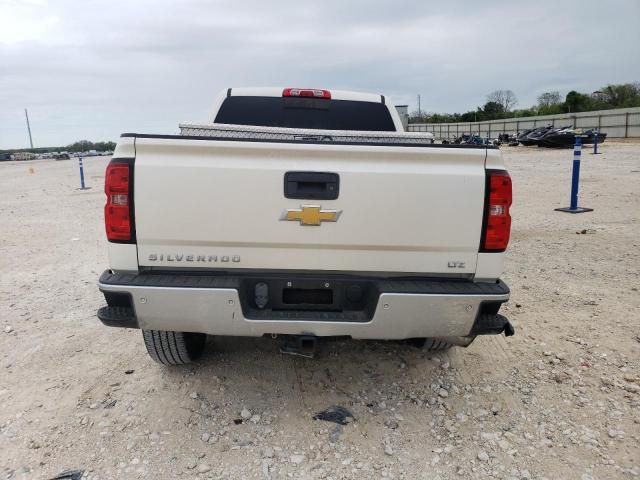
top-left (416, 338), bottom-right (454, 351)
top-left (142, 330), bottom-right (206, 365)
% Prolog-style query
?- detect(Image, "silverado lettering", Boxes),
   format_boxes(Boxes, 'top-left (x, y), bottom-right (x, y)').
top-left (148, 254), bottom-right (240, 263)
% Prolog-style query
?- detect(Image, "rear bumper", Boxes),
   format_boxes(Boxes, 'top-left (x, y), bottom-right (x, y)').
top-left (97, 270), bottom-right (510, 340)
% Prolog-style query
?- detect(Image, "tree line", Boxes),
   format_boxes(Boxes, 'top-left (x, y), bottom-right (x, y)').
top-left (64, 140), bottom-right (117, 153)
top-left (0, 140), bottom-right (117, 155)
top-left (409, 82), bottom-right (640, 124)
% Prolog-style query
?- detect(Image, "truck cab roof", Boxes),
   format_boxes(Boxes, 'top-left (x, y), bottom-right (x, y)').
top-left (227, 87), bottom-right (386, 104)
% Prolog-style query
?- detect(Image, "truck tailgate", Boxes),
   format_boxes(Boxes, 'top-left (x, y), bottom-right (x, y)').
top-left (133, 137), bottom-right (486, 275)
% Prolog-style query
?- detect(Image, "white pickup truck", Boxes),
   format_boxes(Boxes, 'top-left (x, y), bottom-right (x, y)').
top-left (97, 87), bottom-right (513, 365)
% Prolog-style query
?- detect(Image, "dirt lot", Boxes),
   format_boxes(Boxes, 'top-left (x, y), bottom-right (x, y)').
top-left (1, 143), bottom-right (639, 480)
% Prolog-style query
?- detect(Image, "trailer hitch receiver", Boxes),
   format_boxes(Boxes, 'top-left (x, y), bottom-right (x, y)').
top-left (280, 335), bottom-right (317, 358)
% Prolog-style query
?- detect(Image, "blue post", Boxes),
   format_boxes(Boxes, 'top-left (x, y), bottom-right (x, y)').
top-left (569, 137), bottom-right (581, 210)
top-left (592, 129), bottom-right (600, 154)
top-left (79, 157), bottom-right (86, 190)
top-left (555, 135), bottom-right (593, 213)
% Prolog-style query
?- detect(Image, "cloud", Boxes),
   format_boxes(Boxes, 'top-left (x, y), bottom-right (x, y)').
top-left (1, 0), bottom-right (639, 147)
top-left (0, 0), bottom-right (60, 45)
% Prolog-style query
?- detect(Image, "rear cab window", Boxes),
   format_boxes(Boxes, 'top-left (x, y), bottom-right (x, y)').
top-left (214, 96), bottom-right (396, 131)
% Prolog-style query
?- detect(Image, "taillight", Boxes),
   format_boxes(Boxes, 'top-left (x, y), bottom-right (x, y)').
top-left (282, 88), bottom-right (331, 99)
top-left (104, 161), bottom-right (133, 242)
top-left (482, 170), bottom-right (512, 251)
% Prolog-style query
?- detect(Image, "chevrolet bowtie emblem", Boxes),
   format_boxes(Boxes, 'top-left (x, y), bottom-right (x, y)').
top-left (280, 205), bottom-right (342, 226)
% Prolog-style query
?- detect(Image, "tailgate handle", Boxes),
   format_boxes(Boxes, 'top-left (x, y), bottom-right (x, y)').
top-left (284, 172), bottom-right (339, 200)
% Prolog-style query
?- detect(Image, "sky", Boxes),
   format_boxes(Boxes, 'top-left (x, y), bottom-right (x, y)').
top-left (1, 0), bottom-right (639, 149)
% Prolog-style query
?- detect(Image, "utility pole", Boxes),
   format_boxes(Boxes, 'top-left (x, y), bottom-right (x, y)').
top-left (417, 94), bottom-right (421, 117)
top-left (24, 108), bottom-right (34, 149)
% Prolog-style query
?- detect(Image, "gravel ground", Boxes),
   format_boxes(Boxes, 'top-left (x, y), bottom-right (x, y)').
top-left (0, 143), bottom-right (639, 480)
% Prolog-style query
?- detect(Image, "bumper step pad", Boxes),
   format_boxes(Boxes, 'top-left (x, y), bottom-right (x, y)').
top-left (471, 313), bottom-right (514, 336)
top-left (97, 306), bottom-right (138, 328)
